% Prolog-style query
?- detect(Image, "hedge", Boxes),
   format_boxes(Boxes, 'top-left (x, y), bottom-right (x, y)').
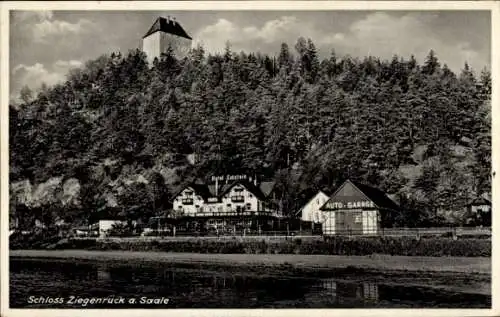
top-left (17, 236), bottom-right (489, 257)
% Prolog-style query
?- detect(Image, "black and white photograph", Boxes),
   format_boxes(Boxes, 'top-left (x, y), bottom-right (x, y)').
top-left (1, 1), bottom-right (498, 315)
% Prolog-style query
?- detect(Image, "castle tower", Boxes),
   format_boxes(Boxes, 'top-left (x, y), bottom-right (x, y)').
top-left (142, 16), bottom-right (192, 65)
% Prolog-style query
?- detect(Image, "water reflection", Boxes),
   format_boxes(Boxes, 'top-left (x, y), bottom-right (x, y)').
top-left (321, 280), bottom-right (379, 303)
top-left (10, 258), bottom-right (490, 308)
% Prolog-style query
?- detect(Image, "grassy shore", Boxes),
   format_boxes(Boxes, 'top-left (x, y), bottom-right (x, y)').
top-left (10, 249), bottom-right (491, 275)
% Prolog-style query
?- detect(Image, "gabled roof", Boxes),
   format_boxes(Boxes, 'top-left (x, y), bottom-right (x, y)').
top-left (172, 183), bottom-right (213, 201)
top-left (320, 180), bottom-right (399, 211)
top-left (143, 16), bottom-right (192, 40)
top-left (468, 197), bottom-right (491, 206)
top-left (296, 190), bottom-right (329, 216)
top-left (218, 180), bottom-right (268, 201)
top-left (259, 181), bottom-right (276, 197)
top-left (350, 181), bottom-right (400, 211)
top-left (207, 184), bottom-right (218, 196)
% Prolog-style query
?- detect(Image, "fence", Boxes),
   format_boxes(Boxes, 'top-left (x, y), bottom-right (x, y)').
top-left (139, 226), bottom-right (491, 239)
top-left (324, 226), bottom-right (491, 237)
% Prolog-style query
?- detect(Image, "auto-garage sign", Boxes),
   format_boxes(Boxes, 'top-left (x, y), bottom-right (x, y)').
top-left (324, 200), bottom-right (375, 209)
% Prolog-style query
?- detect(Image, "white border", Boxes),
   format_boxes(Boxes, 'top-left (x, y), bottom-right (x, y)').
top-left (1, 1), bottom-right (498, 317)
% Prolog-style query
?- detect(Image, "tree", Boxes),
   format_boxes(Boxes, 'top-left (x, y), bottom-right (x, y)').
top-left (422, 49), bottom-right (440, 75)
top-left (19, 85), bottom-right (33, 104)
top-left (277, 42), bottom-right (293, 73)
top-left (8, 39), bottom-right (491, 230)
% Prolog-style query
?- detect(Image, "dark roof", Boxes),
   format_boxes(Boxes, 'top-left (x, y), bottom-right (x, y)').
top-left (172, 183), bottom-right (213, 201)
top-left (350, 181), bottom-right (400, 211)
top-left (295, 190), bottom-right (329, 216)
top-left (468, 197), bottom-right (491, 206)
top-left (259, 181), bottom-right (276, 197)
top-left (219, 180), bottom-right (267, 201)
top-left (207, 184), bottom-right (218, 196)
top-left (143, 16), bottom-right (192, 40)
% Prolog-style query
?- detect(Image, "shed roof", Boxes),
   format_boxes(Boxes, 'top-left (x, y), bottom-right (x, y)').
top-left (143, 16), bottom-right (192, 40)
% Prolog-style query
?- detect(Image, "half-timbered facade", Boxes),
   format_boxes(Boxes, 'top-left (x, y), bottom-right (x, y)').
top-left (168, 176), bottom-right (281, 232)
top-left (320, 180), bottom-right (399, 235)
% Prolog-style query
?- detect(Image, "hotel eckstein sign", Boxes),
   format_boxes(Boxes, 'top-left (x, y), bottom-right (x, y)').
top-left (211, 175), bottom-right (251, 182)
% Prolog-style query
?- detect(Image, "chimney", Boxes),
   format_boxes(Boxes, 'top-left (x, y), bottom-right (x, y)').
top-left (166, 16), bottom-right (171, 23)
top-left (172, 16), bottom-right (177, 25)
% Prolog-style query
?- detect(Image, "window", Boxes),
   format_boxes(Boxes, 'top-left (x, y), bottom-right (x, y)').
top-left (246, 203), bottom-right (252, 210)
top-left (217, 206), bottom-right (223, 212)
top-left (182, 197), bottom-right (193, 205)
top-left (185, 191), bottom-right (193, 196)
top-left (354, 215), bottom-right (362, 223)
top-left (231, 195), bottom-right (244, 202)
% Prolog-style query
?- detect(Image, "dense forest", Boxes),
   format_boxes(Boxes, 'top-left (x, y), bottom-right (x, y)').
top-left (9, 38), bottom-right (491, 229)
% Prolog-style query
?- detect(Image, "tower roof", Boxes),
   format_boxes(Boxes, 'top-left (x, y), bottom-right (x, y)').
top-left (143, 16), bottom-right (192, 40)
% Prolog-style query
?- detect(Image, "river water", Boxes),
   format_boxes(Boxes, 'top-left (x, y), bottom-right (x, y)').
top-left (10, 258), bottom-right (490, 308)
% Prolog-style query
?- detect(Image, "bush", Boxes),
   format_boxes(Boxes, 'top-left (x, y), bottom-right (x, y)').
top-left (91, 236), bottom-right (490, 257)
top-left (10, 234), bottom-right (490, 257)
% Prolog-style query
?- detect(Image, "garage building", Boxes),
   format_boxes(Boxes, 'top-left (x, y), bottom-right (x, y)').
top-left (320, 180), bottom-right (399, 235)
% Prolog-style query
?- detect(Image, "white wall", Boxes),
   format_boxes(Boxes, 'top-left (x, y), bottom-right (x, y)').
top-left (172, 183), bottom-right (277, 217)
top-left (322, 211), bottom-right (336, 235)
top-left (172, 187), bottom-right (205, 216)
top-left (143, 32), bottom-right (192, 65)
top-left (99, 220), bottom-right (124, 237)
top-left (220, 184), bottom-right (259, 213)
top-left (362, 210), bottom-right (379, 234)
top-left (300, 192), bottom-right (329, 222)
top-left (143, 32), bottom-right (161, 65)
top-left (471, 204), bottom-right (491, 213)
top-left (322, 210), bottom-right (380, 235)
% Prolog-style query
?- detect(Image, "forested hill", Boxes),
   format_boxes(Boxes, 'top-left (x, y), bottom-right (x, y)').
top-left (9, 38), bottom-right (491, 227)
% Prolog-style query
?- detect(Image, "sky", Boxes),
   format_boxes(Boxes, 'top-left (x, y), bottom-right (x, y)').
top-left (9, 10), bottom-right (491, 101)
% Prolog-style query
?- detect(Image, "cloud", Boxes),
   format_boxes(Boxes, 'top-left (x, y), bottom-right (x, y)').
top-left (194, 13), bottom-right (487, 73)
top-left (15, 11), bottom-right (54, 22)
top-left (33, 18), bottom-right (95, 42)
top-left (11, 10), bottom-right (96, 43)
top-left (194, 16), bottom-right (315, 53)
top-left (320, 12), bottom-right (483, 72)
top-left (11, 60), bottom-right (83, 101)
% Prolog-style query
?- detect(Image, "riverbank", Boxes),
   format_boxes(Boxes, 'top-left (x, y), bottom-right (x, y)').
top-left (10, 250), bottom-right (491, 275)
